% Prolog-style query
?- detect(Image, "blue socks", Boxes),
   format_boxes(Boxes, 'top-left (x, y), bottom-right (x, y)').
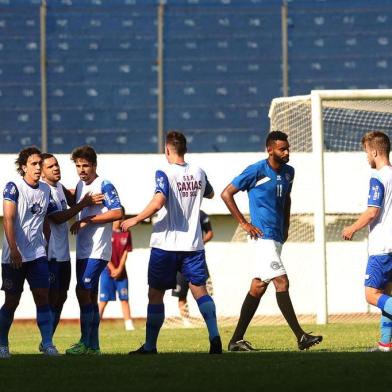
top-left (196, 295), bottom-right (219, 340)
top-left (380, 312), bottom-right (392, 344)
top-left (89, 304), bottom-right (100, 350)
top-left (0, 306), bottom-right (14, 346)
top-left (37, 304), bottom-right (53, 348)
top-left (80, 303), bottom-right (94, 346)
top-left (145, 304), bottom-right (165, 351)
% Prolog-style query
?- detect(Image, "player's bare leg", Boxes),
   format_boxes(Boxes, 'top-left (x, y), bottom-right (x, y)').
top-left (121, 300), bottom-right (134, 330)
top-left (178, 297), bottom-right (192, 327)
top-left (0, 293), bottom-right (21, 358)
top-left (99, 301), bottom-right (107, 319)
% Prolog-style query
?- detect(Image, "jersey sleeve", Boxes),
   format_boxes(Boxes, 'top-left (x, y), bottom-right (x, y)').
top-left (231, 163), bottom-right (258, 191)
top-left (101, 180), bottom-right (122, 210)
top-left (47, 190), bottom-right (60, 215)
top-left (3, 182), bottom-right (19, 203)
top-left (155, 170), bottom-right (169, 198)
top-left (368, 176), bottom-right (384, 208)
top-left (204, 175), bottom-right (214, 197)
top-left (200, 211), bottom-right (212, 233)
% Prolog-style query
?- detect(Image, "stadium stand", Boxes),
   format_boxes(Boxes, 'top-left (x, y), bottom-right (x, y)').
top-left (0, 0), bottom-right (392, 152)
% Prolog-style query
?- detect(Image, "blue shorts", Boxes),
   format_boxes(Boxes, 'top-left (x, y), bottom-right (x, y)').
top-left (49, 259), bottom-right (71, 291)
top-left (99, 268), bottom-right (129, 302)
top-left (1, 257), bottom-right (49, 294)
top-left (365, 254), bottom-right (392, 289)
top-left (77, 258), bottom-right (108, 292)
top-left (148, 248), bottom-right (208, 291)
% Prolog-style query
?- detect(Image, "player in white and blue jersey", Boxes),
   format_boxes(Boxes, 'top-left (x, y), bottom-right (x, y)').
top-left (65, 146), bottom-right (122, 355)
top-left (0, 147), bottom-right (59, 358)
top-left (342, 131), bottom-right (392, 352)
top-left (121, 131), bottom-right (222, 354)
top-left (221, 131), bottom-right (322, 352)
top-left (40, 153), bottom-right (104, 343)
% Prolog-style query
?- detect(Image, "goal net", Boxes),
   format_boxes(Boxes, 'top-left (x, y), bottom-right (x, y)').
top-left (164, 89), bottom-right (392, 329)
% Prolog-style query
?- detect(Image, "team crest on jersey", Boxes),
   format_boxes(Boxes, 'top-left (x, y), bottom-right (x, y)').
top-left (285, 173), bottom-right (291, 181)
top-left (157, 176), bottom-right (165, 189)
top-left (30, 202), bottom-right (43, 215)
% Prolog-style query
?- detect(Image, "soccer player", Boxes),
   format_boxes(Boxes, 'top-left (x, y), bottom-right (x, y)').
top-left (342, 131), bottom-right (392, 352)
top-left (99, 209), bottom-right (135, 331)
top-left (121, 131), bottom-right (222, 354)
top-left (40, 153), bottom-right (104, 341)
top-left (171, 210), bottom-right (214, 327)
top-left (221, 131), bottom-right (322, 352)
top-left (65, 146), bottom-right (123, 355)
top-left (0, 147), bottom-right (58, 358)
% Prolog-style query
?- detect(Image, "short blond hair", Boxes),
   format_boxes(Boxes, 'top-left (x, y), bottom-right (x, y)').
top-left (362, 131), bottom-right (390, 155)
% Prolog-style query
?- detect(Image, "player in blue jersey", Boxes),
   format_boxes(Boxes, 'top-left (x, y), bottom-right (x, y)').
top-left (65, 146), bottom-right (123, 355)
top-left (342, 131), bottom-right (392, 352)
top-left (40, 153), bottom-right (104, 343)
top-left (121, 131), bottom-right (222, 354)
top-left (221, 131), bottom-right (322, 351)
top-left (0, 147), bottom-right (59, 358)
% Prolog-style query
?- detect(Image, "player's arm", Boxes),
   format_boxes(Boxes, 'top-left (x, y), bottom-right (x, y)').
top-left (63, 186), bottom-right (76, 207)
top-left (49, 192), bottom-right (104, 225)
top-left (221, 183), bottom-right (262, 239)
top-left (121, 193), bottom-right (165, 231)
top-left (201, 213), bottom-right (214, 244)
top-left (342, 207), bottom-right (380, 240)
top-left (283, 193), bottom-right (291, 243)
top-left (3, 199), bottom-right (22, 269)
top-left (70, 208), bottom-right (123, 234)
top-left (204, 176), bottom-right (214, 199)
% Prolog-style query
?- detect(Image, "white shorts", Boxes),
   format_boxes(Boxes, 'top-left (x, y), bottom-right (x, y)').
top-left (247, 237), bottom-right (286, 282)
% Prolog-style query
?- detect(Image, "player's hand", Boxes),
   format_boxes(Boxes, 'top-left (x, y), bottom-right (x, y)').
top-left (111, 268), bottom-right (121, 279)
top-left (342, 226), bottom-right (355, 240)
top-left (81, 192), bottom-right (104, 207)
top-left (70, 219), bottom-right (89, 234)
top-left (241, 221), bottom-right (263, 240)
top-left (10, 248), bottom-right (22, 270)
top-left (121, 217), bottom-right (138, 232)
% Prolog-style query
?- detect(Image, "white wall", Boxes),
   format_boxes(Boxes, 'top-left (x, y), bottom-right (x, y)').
top-left (0, 152), bottom-right (374, 320)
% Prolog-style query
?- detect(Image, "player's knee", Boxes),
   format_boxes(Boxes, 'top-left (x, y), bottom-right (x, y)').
top-left (273, 275), bottom-right (289, 291)
top-left (32, 288), bottom-right (49, 307)
top-left (4, 294), bottom-right (21, 312)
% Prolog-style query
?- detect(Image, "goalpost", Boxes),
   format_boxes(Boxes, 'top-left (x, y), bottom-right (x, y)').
top-left (269, 89), bottom-right (392, 324)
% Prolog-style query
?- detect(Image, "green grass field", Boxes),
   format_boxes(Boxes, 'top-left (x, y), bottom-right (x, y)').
top-left (0, 320), bottom-right (388, 392)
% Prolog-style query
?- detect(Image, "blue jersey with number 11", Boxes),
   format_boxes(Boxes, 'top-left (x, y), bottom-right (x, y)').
top-left (231, 159), bottom-right (294, 243)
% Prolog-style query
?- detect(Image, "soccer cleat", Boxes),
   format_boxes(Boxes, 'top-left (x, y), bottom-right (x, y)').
top-left (128, 345), bottom-right (157, 355)
top-left (86, 348), bottom-right (102, 355)
top-left (125, 319), bottom-right (135, 331)
top-left (298, 333), bottom-right (323, 350)
top-left (42, 345), bottom-right (60, 356)
top-left (209, 336), bottom-right (223, 354)
top-left (228, 339), bottom-right (257, 352)
top-left (367, 342), bottom-right (392, 352)
top-left (65, 341), bottom-right (88, 355)
top-left (0, 345), bottom-right (11, 359)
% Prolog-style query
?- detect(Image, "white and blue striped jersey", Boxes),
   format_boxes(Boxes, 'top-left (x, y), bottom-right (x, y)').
top-left (75, 177), bottom-right (121, 262)
top-left (150, 162), bottom-right (213, 251)
top-left (47, 182), bottom-right (70, 262)
top-left (231, 159), bottom-right (294, 243)
top-left (367, 165), bottom-right (392, 256)
top-left (2, 178), bottom-right (57, 263)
